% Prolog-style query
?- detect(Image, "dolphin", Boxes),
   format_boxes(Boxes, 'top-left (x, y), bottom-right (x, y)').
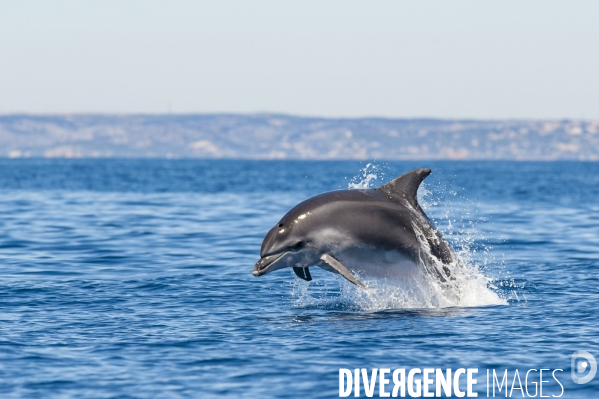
top-left (252, 168), bottom-right (457, 288)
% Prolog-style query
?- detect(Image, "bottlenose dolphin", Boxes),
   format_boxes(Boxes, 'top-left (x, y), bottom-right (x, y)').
top-left (252, 168), bottom-right (457, 288)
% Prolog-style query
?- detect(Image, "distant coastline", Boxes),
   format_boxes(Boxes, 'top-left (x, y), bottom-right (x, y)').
top-left (1, 114), bottom-right (597, 161)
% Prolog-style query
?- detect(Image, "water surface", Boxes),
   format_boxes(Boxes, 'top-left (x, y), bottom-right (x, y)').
top-left (0, 160), bottom-right (598, 398)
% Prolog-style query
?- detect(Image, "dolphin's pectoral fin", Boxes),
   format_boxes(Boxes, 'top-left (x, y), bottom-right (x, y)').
top-left (320, 254), bottom-right (366, 288)
top-left (293, 267), bottom-right (312, 281)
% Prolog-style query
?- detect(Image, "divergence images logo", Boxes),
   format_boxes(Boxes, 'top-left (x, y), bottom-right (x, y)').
top-left (571, 351), bottom-right (597, 384)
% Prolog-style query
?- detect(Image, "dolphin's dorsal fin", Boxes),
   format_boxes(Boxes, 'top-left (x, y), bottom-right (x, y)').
top-left (377, 168), bottom-right (431, 210)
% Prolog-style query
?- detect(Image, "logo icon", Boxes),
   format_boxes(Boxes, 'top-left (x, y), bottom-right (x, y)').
top-left (571, 351), bottom-right (597, 384)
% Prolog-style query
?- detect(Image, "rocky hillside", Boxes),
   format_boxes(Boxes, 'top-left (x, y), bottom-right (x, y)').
top-left (1, 114), bottom-right (598, 160)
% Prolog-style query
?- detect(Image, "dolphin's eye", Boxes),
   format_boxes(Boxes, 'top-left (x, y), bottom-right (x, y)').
top-left (294, 241), bottom-right (304, 248)
top-left (278, 223), bottom-right (283, 228)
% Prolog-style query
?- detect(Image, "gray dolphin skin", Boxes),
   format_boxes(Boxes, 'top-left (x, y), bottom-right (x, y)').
top-left (252, 168), bottom-right (457, 288)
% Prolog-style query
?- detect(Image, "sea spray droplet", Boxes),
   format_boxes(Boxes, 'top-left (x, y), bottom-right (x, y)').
top-left (348, 163), bottom-right (387, 189)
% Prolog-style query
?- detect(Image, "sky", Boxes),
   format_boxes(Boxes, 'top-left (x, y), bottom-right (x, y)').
top-left (1, 1), bottom-right (598, 119)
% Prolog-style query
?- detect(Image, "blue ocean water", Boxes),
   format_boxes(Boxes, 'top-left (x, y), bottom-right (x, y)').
top-left (0, 159), bottom-right (598, 398)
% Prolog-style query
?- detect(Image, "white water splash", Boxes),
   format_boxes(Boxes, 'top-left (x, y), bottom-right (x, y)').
top-left (291, 261), bottom-right (505, 311)
top-left (290, 164), bottom-right (507, 310)
top-left (347, 163), bottom-right (386, 189)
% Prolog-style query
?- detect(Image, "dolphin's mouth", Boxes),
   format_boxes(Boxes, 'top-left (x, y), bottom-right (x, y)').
top-left (252, 252), bottom-right (289, 276)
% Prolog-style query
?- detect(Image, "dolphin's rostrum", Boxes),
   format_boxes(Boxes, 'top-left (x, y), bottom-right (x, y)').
top-left (253, 168), bottom-right (458, 288)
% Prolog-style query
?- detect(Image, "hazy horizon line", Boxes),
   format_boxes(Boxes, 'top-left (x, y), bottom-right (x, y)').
top-left (0, 112), bottom-right (596, 123)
